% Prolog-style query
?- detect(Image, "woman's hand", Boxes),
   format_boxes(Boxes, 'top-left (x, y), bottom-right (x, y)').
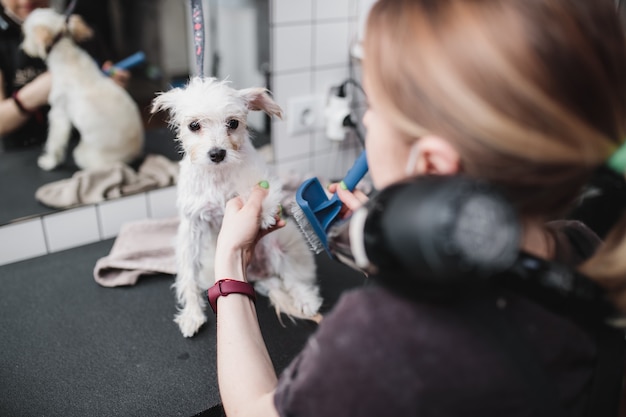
top-left (101, 61), bottom-right (131, 88)
top-left (216, 183), bottom-right (285, 269)
top-left (328, 181), bottom-right (370, 218)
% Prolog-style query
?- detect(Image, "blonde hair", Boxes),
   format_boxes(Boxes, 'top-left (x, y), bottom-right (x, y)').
top-left (364, 0), bottom-right (626, 306)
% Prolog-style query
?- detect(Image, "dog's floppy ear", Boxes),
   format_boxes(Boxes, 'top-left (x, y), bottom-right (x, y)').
top-left (151, 88), bottom-right (184, 116)
top-left (30, 26), bottom-right (54, 58)
top-left (151, 88), bottom-right (189, 129)
top-left (67, 15), bottom-right (94, 42)
top-left (239, 88), bottom-right (283, 119)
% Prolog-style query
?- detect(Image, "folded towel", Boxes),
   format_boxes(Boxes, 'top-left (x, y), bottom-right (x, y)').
top-left (137, 153), bottom-right (180, 187)
top-left (93, 216), bottom-right (179, 287)
top-left (35, 154), bottom-right (179, 209)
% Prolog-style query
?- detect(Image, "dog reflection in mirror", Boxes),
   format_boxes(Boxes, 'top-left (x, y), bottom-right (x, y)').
top-left (151, 77), bottom-right (322, 337)
top-left (21, 8), bottom-right (143, 171)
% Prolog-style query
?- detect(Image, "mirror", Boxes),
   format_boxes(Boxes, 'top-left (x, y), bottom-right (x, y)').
top-left (0, 0), bottom-right (271, 226)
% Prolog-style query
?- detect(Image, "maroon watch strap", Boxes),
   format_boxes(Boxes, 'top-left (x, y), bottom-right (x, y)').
top-left (11, 91), bottom-right (33, 115)
top-left (207, 279), bottom-right (256, 314)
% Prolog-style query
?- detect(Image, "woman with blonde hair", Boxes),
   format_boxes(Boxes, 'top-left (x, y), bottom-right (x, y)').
top-left (208, 0), bottom-right (626, 416)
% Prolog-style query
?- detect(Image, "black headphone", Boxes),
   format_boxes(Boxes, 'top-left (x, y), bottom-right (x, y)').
top-left (326, 175), bottom-right (615, 318)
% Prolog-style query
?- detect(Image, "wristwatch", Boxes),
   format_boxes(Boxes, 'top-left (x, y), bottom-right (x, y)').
top-left (207, 279), bottom-right (256, 314)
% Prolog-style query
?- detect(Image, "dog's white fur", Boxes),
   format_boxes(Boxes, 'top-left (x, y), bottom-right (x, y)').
top-left (21, 8), bottom-right (144, 171)
top-left (151, 77), bottom-right (322, 337)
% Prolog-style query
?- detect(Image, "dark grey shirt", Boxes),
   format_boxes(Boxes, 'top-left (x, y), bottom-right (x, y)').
top-left (275, 221), bottom-right (605, 416)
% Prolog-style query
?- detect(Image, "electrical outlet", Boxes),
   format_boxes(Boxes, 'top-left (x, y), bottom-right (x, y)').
top-left (288, 95), bottom-right (323, 135)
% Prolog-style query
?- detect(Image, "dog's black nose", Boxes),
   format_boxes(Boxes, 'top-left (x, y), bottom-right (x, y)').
top-left (208, 148), bottom-right (227, 163)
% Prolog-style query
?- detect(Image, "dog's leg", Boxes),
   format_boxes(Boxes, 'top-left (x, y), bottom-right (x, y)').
top-left (259, 182), bottom-right (284, 229)
top-left (173, 219), bottom-right (209, 337)
top-left (72, 131), bottom-right (143, 170)
top-left (255, 275), bottom-right (322, 322)
top-left (254, 224), bottom-right (323, 321)
top-left (72, 143), bottom-right (122, 170)
top-left (38, 105), bottom-right (72, 171)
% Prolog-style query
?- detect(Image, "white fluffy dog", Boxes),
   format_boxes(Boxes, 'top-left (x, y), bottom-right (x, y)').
top-left (21, 8), bottom-right (144, 171)
top-left (151, 77), bottom-right (322, 337)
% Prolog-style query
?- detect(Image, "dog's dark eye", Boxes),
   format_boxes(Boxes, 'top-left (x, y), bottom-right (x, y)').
top-left (188, 121), bottom-right (201, 132)
top-left (226, 119), bottom-right (239, 130)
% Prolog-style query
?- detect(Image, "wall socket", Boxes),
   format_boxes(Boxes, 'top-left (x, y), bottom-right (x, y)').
top-left (287, 95), bottom-right (324, 135)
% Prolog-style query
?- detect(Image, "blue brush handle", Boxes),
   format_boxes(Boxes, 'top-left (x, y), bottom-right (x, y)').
top-left (104, 51), bottom-right (146, 74)
top-left (341, 150), bottom-right (368, 191)
top-left (319, 149), bottom-right (368, 231)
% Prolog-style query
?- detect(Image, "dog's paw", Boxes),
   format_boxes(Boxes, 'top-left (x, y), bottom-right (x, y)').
top-left (174, 309), bottom-right (207, 338)
top-left (285, 280), bottom-right (323, 318)
top-left (37, 153), bottom-right (60, 171)
top-left (260, 205), bottom-right (281, 230)
top-left (260, 213), bottom-right (277, 229)
top-left (263, 279), bottom-right (323, 321)
top-left (293, 291), bottom-right (323, 318)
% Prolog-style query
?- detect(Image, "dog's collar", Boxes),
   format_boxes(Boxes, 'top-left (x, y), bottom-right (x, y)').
top-left (45, 4), bottom-right (74, 56)
top-left (45, 28), bottom-right (69, 55)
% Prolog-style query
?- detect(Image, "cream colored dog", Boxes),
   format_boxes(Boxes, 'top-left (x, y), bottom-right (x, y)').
top-left (151, 77), bottom-right (322, 337)
top-left (21, 8), bottom-right (144, 171)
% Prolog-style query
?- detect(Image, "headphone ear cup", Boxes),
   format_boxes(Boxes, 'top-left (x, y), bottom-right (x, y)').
top-left (364, 176), bottom-right (521, 285)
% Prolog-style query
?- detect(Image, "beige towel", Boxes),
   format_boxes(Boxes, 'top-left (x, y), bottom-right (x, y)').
top-left (93, 216), bottom-right (179, 287)
top-left (35, 154), bottom-right (179, 209)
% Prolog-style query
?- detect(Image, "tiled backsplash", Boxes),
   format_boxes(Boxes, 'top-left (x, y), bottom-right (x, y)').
top-left (269, 0), bottom-right (375, 180)
top-left (0, 0), bottom-right (376, 267)
top-left (0, 186), bottom-right (177, 266)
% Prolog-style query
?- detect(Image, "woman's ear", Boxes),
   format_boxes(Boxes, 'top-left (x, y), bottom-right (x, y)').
top-left (410, 135), bottom-right (460, 175)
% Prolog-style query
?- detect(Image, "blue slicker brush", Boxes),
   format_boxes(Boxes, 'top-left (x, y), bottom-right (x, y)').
top-left (103, 51), bottom-right (146, 75)
top-left (293, 150), bottom-right (369, 256)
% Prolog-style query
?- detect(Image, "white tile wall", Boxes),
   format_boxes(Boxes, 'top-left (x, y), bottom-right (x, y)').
top-left (314, 21), bottom-right (351, 67)
top-left (313, 66), bottom-right (351, 96)
top-left (269, 0), bottom-right (373, 179)
top-left (97, 194), bottom-right (150, 240)
top-left (272, 119), bottom-right (313, 162)
top-left (43, 206), bottom-right (101, 253)
top-left (272, 71), bottom-right (313, 114)
top-left (0, 218), bottom-right (47, 265)
top-left (273, 25), bottom-right (313, 72)
top-left (272, 0), bottom-right (313, 25)
top-left (315, 0), bottom-right (354, 20)
top-left (0, 186), bottom-right (180, 267)
top-left (147, 186), bottom-right (178, 219)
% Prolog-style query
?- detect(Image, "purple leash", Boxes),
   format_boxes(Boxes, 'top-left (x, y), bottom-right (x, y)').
top-left (63, 0), bottom-right (78, 22)
top-left (190, 0), bottom-right (205, 77)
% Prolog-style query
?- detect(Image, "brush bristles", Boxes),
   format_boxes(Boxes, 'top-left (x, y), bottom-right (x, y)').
top-left (290, 202), bottom-right (325, 254)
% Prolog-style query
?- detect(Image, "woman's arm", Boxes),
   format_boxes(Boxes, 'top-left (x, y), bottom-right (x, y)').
top-left (0, 72), bottom-right (50, 136)
top-left (214, 184), bottom-right (282, 417)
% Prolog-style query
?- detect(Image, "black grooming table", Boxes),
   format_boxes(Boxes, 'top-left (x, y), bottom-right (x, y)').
top-left (0, 239), bottom-right (366, 417)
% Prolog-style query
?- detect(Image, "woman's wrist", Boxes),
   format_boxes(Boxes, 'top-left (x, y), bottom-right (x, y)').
top-left (215, 248), bottom-right (247, 282)
top-left (11, 90), bottom-right (35, 115)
